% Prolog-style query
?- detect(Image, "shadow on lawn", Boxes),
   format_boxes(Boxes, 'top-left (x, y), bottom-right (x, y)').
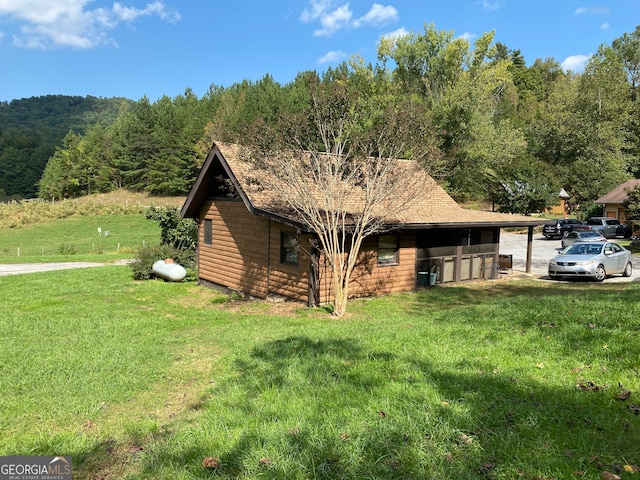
top-left (122, 335), bottom-right (640, 479)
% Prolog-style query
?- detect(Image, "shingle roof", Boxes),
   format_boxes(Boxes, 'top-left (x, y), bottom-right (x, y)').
top-left (181, 141), bottom-right (542, 229)
top-left (595, 179), bottom-right (640, 204)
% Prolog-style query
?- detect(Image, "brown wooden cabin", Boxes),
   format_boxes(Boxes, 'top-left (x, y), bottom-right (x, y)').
top-left (181, 142), bottom-right (541, 306)
top-left (595, 179), bottom-right (640, 224)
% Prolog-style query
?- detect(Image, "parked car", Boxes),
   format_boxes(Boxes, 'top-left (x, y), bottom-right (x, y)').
top-left (542, 218), bottom-right (584, 239)
top-left (548, 241), bottom-right (633, 281)
top-left (560, 230), bottom-right (606, 249)
top-left (586, 217), bottom-right (632, 239)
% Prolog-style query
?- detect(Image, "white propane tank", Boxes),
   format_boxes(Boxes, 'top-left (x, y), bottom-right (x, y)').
top-left (152, 258), bottom-right (187, 282)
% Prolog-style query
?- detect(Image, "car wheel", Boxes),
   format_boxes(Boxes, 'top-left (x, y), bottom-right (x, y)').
top-left (623, 261), bottom-right (633, 277)
top-left (594, 265), bottom-right (606, 282)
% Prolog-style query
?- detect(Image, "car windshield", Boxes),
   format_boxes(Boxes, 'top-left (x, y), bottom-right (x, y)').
top-left (564, 243), bottom-right (603, 255)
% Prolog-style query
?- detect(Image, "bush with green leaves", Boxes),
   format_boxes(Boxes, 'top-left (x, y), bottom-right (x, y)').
top-left (132, 207), bottom-right (198, 281)
top-left (145, 206), bottom-right (197, 251)
top-left (130, 243), bottom-right (195, 281)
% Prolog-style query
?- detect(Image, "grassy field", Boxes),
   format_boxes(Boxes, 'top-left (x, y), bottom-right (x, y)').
top-left (0, 190), bottom-right (183, 262)
top-left (1, 263), bottom-right (639, 479)
top-left (0, 214), bottom-right (162, 262)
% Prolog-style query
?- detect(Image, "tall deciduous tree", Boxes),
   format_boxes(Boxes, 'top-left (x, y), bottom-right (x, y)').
top-left (241, 65), bottom-right (439, 317)
top-left (378, 25), bottom-right (525, 201)
top-left (493, 156), bottom-right (560, 214)
top-left (570, 45), bottom-right (634, 202)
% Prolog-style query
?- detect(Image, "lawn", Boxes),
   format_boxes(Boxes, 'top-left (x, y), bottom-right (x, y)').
top-left (0, 214), bottom-right (161, 263)
top-left (1, 265), bottom-right (639, 479)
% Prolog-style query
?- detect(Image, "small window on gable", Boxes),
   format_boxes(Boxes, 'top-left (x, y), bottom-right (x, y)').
top-left (203, 219), bottom-right (212, 246)
top-left (378, 234), bottom-right (399, 265)
top-left (280, 232), bottom-right (299, 266)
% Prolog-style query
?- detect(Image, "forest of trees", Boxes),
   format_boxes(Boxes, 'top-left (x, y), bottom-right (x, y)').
top-left (3, 24), bottom-right (640, 215)
top-left (0, 95), bottom-right (133, 200)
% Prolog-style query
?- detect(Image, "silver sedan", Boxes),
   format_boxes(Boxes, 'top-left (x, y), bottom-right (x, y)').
top-left (561, 230), bottom-right (606, 249)
top-left (548, 241), bottom-right (633, 282)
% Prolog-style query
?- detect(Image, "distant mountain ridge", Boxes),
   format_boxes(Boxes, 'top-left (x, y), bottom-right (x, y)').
top-left (0, 95), bottom-right (134, 199)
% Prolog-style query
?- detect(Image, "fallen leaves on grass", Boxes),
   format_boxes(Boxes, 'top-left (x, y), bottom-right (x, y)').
top-left (578, 381), bottom-right (603, 392)
top-left (602, 472), bottom-right (621, 480)
top-left (202, 457), bottom-right (219, 469)
top-left (477, 462), bottom-right (495, 477)
top-left (628, 404), bottom-right (640, 415)
top-left (615, 390), bottom-right (631, 401)
top-left (625, 464), bottom-right (640, 473)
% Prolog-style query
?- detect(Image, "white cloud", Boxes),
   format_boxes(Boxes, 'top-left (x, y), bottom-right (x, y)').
top-left (459, 31), bottom-right (476, 42)
top-left (574, 6), bottom-right (610, 15)
top-left (0, 0), bottom-right (180, 49)
top-left (300, 0), bottom-right (332, 23)
top-left (562, 54), bottom-right (590, 72)
top-left (313, 4), bottom-right (352, 37)
top-left (600, 22), bottom-right (610, 30)
top-left (302, 1), bottom-right (399, 37)
top-left (113, 1), bottom-right (179, 22)
top-left (353, 3), bottom-right (398, 28)
top-left (478, 0), bottom-right (505, 11)
top-left (318, 50), bottom-right (348, 64)
top-left (381, 27), bottom-right (409, 41)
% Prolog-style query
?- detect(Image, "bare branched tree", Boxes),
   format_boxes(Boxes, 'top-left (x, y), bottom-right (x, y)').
top-left (242, 71), bottom-right (440, 316)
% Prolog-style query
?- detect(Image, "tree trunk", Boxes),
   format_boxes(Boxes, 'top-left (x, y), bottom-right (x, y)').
top-left (332, 284), bottom-right (349, 317)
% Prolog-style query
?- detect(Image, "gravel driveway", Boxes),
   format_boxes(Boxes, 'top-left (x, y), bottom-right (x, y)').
top-left (499, 231), bottom-right (640, 282)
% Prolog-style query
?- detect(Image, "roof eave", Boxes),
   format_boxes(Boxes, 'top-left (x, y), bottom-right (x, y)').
top-left (401, 220), bottom-right (543, 229)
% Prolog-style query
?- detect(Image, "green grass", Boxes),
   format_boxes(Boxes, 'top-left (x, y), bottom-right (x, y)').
top-left (1, 266), bottom-right (639, 480)
top-left (0, 214), bottom-right (161, 262)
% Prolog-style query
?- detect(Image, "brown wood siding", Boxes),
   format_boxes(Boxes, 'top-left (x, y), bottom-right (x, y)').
top-left (317, 232), bottom-right (417, 303)
top-left (197, 199), bottom-right (312, 302)
top-left (350, 232), bottom-right (416, 297)
top-left (197, 199), bottom-right (270, 298)
top-left (267, 227), bottom-right (311, 304)
top-left (197, 204), bottom-right (420, 303)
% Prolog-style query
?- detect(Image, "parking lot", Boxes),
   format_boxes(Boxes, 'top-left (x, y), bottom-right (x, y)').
top-left (499, 230), bottom-right (640, 282)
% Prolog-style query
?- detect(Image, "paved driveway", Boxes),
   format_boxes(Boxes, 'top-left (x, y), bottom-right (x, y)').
top-left (0, 262), bottom-right (107, 276)
top-left (499, 231), bottom-right (640, 283)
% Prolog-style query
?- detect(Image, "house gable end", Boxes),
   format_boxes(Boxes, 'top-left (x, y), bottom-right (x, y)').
top-left (181, 143), bottom-right (256, 219)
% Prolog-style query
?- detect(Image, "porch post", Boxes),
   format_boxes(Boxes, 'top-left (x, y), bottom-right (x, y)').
top-left (526, 226), bottom-right (533, 273)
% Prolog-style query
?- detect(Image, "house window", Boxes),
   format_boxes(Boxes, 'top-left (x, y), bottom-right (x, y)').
top-left (280, 232), bottom-right (299, 266)
top-left (203, 219), bottom-right (212, 245)
top-left (378, 234), bottom-right (399, 265)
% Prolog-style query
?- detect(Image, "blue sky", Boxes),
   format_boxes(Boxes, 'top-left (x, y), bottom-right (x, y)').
top-left (1, 0), bottom-right (639, 102)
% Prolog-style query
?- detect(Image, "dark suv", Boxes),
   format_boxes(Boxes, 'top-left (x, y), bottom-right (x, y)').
top-left (542, 218), bottom-right (584, 240)
top-left (586, 217), bottom-right (632, 239)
